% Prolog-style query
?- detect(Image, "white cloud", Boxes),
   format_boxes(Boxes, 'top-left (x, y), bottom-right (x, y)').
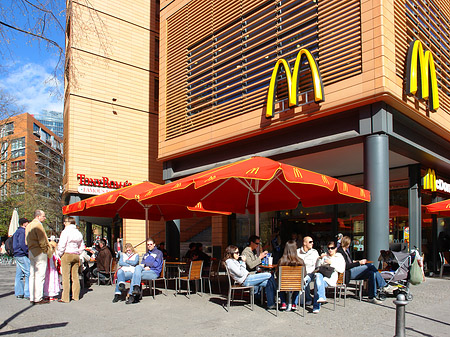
top-left (0, 60), bottom-right (63, 117)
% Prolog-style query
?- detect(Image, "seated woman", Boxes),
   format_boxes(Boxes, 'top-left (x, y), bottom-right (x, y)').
top-left (112, 243), bottom-right (139, 303)
top-left (337, 236), bottom-right (387, 304)
top-left (278, 240), bottom-right (304, 311)
top-left (224, 245), bottom-right (276, 309)
top-left (313, 241), bottom-right (345, 313)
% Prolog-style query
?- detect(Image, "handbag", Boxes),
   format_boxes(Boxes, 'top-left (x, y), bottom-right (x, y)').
top-left (409, 258), bottom-right (423, 285)
top-left (317, 264), bottom-right (335, 278)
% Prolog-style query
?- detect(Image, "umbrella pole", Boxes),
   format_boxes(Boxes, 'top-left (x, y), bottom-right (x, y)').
top-left (145, 206), bottom-right (149, 240)
top-left (254, 192), bottom-right (260, 237)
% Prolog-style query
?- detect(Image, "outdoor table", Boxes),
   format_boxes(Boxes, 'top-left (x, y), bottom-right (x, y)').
top-left (165, 261), bottom-right (187, 288)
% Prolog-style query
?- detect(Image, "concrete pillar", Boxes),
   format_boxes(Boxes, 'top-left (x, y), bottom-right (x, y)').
top-left (364, 133), bottom-right (390, 263)
top-left (408, 164), bottom-right (422, 253)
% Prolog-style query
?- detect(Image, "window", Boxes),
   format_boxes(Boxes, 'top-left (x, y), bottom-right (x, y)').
top-left (0, 122), bottom-right (14, 137)
top-left (11, 182), bottom-right (24, 195)
top-left (1, 141), bottom-right (8, 160)
top-left (1, 163), bottom-right (7, 182)
top-left (11, 137), bottom-right (25, 151)
top-left (11, 149), bottom-right (25, 159)
top-left (11, 160), bottom-right (25, 172)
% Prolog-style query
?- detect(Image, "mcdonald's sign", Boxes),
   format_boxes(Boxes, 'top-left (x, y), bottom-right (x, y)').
top-left (423, 168), bottom-right (450, 194)
top-left (266, 49), bottom-right (324, 118)
top-left (405, 40), bottom-right (439, 112)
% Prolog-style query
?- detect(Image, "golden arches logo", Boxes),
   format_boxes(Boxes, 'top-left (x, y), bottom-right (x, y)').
top-left (293, 167), bottom-right (303, 179)
top-left (89, 199), bottom-right (96, 205)
top-left (246, 167), bottom-right (260, 175)
top-left (106, 195), bottom-right (113, 202)
top-left (360, 189), bottom-right (366, 198)
top-left (144, 190), bottom-right (153, 197)
top-left (204, 175), bottom-right (216, 183)
top-left (266, 48), bottom-right (324, 118)
top-left (446, 204), bottom-right (450, 210)
top-left (343, 182), bottom-right (348, 192)
top-left (172, 182), bottom-right (182, 189)
top-left (405, 40), bottom-right (439, 112)
top-left (78, 203), bottom-right (83, 210)
top-left (321, 175), bottom-right (330, 185)
top-left (193, 202), bottom-right (203, 209)
top-left (423, 168), bottom-right (436, 192)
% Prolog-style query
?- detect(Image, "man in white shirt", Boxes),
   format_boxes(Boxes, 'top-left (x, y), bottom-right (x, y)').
top-left (57, 217), bottom-right (85, 303)
top-left (297, 236), bottom-right (319, 305)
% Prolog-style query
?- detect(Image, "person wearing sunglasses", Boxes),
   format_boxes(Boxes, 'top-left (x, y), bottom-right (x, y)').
top-left (241, 235), bottom-right (268, 273)
top-left (312, 242), bottom-right (345, 313)
top-left (112, 243), bottom-right (139, 303)
top-left (297, 236), bottom-right (320, 306)
top-left (337, 236), bottom-right (388, 304)
top-left (224, 245), bottom-right (277, 309)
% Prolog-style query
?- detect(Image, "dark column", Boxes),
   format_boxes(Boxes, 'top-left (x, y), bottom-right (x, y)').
top-left (106, 226), bottom-right (112, 247)
top-left (408, 164), bottom-right (422, 253)
top-left (86, 222), bottom-right (93, 246)
top-left (332, 204), bottom-right (339, 239)
top-left (166, 219), bottom-right (180, 259)
top-left (432, 193), bottom-right (439, 273)
top-left (364, 133), bottom-right (390, 263)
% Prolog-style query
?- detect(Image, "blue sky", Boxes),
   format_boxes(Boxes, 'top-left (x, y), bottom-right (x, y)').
top-left (0, 2), bottom-right (65, 118)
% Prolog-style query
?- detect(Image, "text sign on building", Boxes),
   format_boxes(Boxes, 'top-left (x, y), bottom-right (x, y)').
top-left (77, 174), bottom-right (132, 195)
top-left (266, 49), bottom-right (324, 118)
top-left (423, 168), bottom-right (450, 194)
top-left (405, 40), bottom-right (439, 112)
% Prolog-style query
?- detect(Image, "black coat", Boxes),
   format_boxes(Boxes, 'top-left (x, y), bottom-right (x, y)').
top-left (337, 246), bottom-right (360, 284)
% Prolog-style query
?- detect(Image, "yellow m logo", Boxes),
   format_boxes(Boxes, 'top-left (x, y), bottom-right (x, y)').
top-left (423, 168), bottom-right (436, 192)
top-left (321, 175), bottom-right (329, 185)
top-left (106, 195), bottom-right (113, 202)
top-left (293, 167), bottom-right (303, 179)
top-left (266, 48), bottom-right (324, 118)
top-left (246, 168), bottom-right (260, 175)
top-left (405, 40), bottom-right (439, 112)
top-left (343, 182), bottom-right (348, 192)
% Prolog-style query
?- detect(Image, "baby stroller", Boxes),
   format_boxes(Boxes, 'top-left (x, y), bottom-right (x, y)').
top-left (377, 249), bottom-right (420, 301)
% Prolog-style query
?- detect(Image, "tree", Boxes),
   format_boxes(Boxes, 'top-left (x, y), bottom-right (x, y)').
top-left (0, 0), bottom-right (109, 93)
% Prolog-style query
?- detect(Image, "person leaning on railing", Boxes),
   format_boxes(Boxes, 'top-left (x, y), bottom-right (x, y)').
top-left (224, 245), bottom-right (276, 309)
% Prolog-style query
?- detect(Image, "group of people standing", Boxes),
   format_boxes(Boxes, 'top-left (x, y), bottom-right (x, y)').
top-left (13, 210), bottom-right (85, 304)
top-left (225, 234), bottom-right (389, 313)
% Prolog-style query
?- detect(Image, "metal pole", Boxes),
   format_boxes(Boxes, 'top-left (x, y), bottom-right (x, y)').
top-left (145, 206), bottom-right (149, 240)
top-left (393, 293), bottom-right (408, 337)
top-left (254, 192), bottom-right (260, 237)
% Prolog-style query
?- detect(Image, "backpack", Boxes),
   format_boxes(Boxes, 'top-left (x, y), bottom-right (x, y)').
top-left (5, 234), bottom-right (14, 256)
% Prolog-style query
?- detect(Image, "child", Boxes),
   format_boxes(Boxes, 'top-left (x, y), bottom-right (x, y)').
top-left (44, 240), bottom-right (61, 301)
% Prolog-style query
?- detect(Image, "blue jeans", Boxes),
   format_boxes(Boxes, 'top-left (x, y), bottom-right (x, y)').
top-left (129, 265), bottom-right (158, 295)
top-left (114, 269), bottom-right (134, 294)
top-left (313, 273), bottom-right (328, 310)
top-left (350, 264), bottom-right (386, 298)
top-left (303, 272), bottom-right (316, 302)
top-left (14, 256), bottom-right (30, 298)
top-left (280, 291), bottom-right (299, 306)
top-left (243, 272), bottom-right (276, 307)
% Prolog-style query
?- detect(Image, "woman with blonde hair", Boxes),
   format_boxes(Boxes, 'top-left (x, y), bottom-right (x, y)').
top-left (113, 242), bottom-right (139, 303)
top-left (278, 240), bottom-right (304, 311)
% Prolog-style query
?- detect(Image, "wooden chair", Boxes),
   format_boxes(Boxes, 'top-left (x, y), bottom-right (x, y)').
top-left (439, 252), bottom-right (450, 278)
top-left (224, 264), bottom-right (254, 311)
top-left (276, 265), bottom-right (305, 317)
top-left (325, 271), bottom-right (346, 310)
top-left (176, 260), bottom-right (203, 298)
top-left (140, 260), bottom-right (168, 299)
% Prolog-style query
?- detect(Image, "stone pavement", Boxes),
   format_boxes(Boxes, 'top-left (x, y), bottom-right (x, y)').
top-left (1, 265), bottom-right (449, 337)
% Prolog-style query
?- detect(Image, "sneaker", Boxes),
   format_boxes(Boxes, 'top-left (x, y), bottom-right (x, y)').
top-left (368, 298), bottom-right (382, 304)
top-left (313, 308), bottom-right (320, 314)
top-left (112, 294), bottom-right (120, 303)
top-left (267, 304), bottom-right (276, 310)
top-left (280, 303), bottom-right (287, 310)
top-left (383, 285), bottom-right (396, 292)
top-left (16, 295), bottom-right (24, 299)
top-left (118, 283), bottom-right (126, 292)
top-left (131, 285), bottom-right (140, 296)
top-left (291, 304), bottom-right (297, 311)
top-left (286, 304), bottom-right (292, 312)
top-left (317, 297), bottom-right (327, 303)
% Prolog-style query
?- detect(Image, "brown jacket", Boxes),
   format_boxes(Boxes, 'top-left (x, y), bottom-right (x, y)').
top-left (25, 218), bottom-right (51, 258)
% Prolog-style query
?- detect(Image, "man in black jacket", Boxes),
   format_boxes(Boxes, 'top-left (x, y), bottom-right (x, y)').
top-left (13, 218), bottom-right (30, 299)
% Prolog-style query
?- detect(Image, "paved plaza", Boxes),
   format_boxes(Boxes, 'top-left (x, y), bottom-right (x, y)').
top-left (0, 265), bottom-right (449, 336)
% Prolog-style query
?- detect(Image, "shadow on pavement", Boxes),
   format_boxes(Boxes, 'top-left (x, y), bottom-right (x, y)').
top-left (0, 291), bottom-right (14, 299)
top-left (0, 322), bottom-right (68, 335)
top-left (378, 302), bottom-right (450, 327)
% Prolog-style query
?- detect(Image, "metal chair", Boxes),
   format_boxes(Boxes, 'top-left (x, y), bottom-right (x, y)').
top-left (276, 265), bottom-right (305, 317)
top-left (350, 279), bottom-right (363, 301)
top-left (202, 259), bottom-right (214, 295)
top-left (224, 264), bottom-right (254, 311)
top-left (325, 271), bottom-right (347, 310)
top-left (439, 252), bottom-right (450, 278)
top-left (176, 260), bottom-right (203, 298)
top-left (97, 258), bottom-right (116, 286)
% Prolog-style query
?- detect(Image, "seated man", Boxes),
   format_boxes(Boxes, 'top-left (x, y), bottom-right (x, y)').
top-left (297, 236), bottom-right (319, 305)
top-left (93, 239), bottom-right (112, 284)
top-left (242, 235), bottom-right (268, 273)
top-left (127, 238), bottom-right (163, 304)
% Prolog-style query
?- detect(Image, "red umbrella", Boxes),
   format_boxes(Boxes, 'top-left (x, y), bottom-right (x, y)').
top-left (137, 157), bottom-right (370, 235)
top-left (425, 199), bottom-right (450, 217)
top-left (63, 181), bottom-right (230, 238)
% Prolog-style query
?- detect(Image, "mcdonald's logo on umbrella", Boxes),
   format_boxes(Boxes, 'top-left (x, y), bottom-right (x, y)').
top-left (405, 39), bottom-right (439, 112)
top-left (266, 48), bottom-right (324, 118)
